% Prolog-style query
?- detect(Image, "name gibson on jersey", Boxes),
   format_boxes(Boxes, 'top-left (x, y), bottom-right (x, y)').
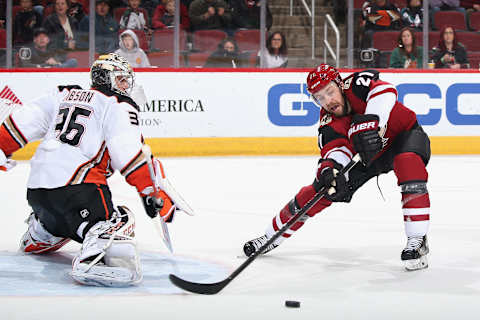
top-left (63, 90), bottom-right (94, 103)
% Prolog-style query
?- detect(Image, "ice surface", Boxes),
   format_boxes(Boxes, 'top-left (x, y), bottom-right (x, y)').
top-left (1, 156), bottom-right (480, 319)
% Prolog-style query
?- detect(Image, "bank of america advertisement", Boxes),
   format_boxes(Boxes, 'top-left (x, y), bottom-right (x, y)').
top-left (0, 70), bottom-right (479, 138)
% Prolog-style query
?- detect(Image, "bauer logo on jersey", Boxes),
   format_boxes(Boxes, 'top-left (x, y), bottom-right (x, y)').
top-left (79, 209), bottom-right (90, 218)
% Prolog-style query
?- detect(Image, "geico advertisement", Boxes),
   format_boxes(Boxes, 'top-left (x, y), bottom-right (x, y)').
top-left (0, 71), bottom-right (479, 137)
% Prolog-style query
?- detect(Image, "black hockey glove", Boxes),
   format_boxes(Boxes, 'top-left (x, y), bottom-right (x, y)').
top-left (348, 114), bottom-right (383, 166)
top-left (313, 158), bottom-right (348, 202)
top-left (141, 195), bottom-right (164, 219)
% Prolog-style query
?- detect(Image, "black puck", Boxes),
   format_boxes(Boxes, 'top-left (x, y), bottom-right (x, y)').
top-left (285, 300), bottom-right (300, 308)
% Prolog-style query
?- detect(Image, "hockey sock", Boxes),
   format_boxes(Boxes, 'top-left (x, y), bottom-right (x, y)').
top-left (266, 185), bottom-right (331, 242)
top-left (394, 152), bottom-right (430, 237)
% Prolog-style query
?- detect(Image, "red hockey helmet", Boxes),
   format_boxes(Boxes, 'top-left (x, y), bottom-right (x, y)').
top-left (306, 64), bottom-right (342, 94)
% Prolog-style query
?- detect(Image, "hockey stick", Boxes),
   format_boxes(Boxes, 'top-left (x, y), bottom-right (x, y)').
top-left (169, 154), bottom-right (362, 294)
top-left (141, 144), bottom-right (174, 253)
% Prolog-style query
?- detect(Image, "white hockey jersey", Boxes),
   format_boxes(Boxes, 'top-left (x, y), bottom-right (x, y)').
top-left (0, 86), bottom-right (150, 193)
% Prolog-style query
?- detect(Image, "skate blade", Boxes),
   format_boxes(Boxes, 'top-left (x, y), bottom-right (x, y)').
top-left (71, 265), bottom-right (140, 287)
top-left (404, 255), bottom-right (428, 271)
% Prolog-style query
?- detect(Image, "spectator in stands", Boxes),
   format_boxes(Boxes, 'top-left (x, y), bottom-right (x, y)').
top-left (256, 31), bottom-right (287, 68)
top-left (204, 37), bottom-right (242, 67)
top-left (120, 0), bottom-right (152, 32)
top-left (14, 0), bottom-right (43, 46)
top-left (94, 0), bottom-right (120, 54)
top-left (19, 27), bottom-right (78, 67)
top-left (43, 0), bottom-right (80, 51)
top-left (230, 0), bottom-right (272, 31)
top-left (461, 1), bottom-right (480, 30)
top-left (461, 0), bottom-right (480, 11)
top-left (115, 29), bottom-right (151, 67)
top-left (390, 27), bottom-right (423, 68)
top-left (152, 0), bottom-right (191, 30)
top-left (401, 0), bottom-right (424, 30)
top-left (68, 0), bottom-right (88, 26)
top-left (431, 25), bottom-right (469, 68)
top-left (361, 0), bottom-right (403, 48)
top-left (189, 0), bottom-right (232, 31)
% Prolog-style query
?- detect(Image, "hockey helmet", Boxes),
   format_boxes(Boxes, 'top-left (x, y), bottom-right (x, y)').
top-left (90, 53), bottom-right (135, 96)
top-left (306, 64), bottom-right (342, 95)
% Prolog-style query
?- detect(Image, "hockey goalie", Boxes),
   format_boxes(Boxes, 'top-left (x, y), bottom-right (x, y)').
top-left (0, 53), bottom-right (192, 287)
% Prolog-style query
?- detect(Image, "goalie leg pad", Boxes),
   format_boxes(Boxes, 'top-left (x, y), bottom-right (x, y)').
top-left (71, 206), bottom-right (142, 287)
top-left (19, 213), bottom-right (70, 254)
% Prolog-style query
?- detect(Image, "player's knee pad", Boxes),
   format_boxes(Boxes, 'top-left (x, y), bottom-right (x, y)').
top-left (395, 126), bottom-right (431, 165)
top-left (20, 213), bottom-right (70, 254)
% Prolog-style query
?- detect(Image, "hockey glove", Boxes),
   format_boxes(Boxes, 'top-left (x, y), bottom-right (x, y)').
top-left (348, 114), bottom-right (383, 166)
top-left (314, 158), bottom-right (347, 202)
top-left (141, 189), bottom-right (175, 222)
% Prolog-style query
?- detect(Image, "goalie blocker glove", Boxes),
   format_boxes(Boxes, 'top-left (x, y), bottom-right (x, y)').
top-left (313, 158), bottom-right (347, 202)
top-left (348, 114), bottom-right (383, 166)
top-left (141, 188), bottom-right (175, 222)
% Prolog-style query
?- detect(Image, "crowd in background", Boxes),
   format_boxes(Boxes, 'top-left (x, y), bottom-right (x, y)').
top-left (1, 0), bottom-right (288, 68)
top-left (359, 0), bottom-right (480, 68)
top-left (2, 0), bottom-right (480, 68)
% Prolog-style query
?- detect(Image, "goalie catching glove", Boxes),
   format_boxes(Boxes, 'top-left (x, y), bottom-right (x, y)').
top-left (140, 158), bottom-right (194, 222)
top-left (348, 114), bottom-right (383, 166)
top-left (313, 158), bottom-right (348, 202)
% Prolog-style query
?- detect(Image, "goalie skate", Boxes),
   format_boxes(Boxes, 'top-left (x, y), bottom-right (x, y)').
top-left (243, 235), bottom-right (279, 257)
top-left (71, 206), bottom-right (142, 287)
top-left (401, 235), bottom-right (429, 271)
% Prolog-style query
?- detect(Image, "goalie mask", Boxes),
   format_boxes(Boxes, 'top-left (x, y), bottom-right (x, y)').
top-left (90, 53), bottom-right (135, 96)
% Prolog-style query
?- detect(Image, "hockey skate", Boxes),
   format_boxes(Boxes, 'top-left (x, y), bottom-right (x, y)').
top-left (20, 213), bottom-right (70, 254)
top-left (243, 235), bottom-right (279, 257)
top-left (71, 206), bottom-right (142, 287)
top-left (401, 235), bottom-right (429, 271)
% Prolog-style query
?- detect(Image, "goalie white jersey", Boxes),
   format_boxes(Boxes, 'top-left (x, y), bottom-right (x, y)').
top-left (0, 86), bottom-right (149, 192)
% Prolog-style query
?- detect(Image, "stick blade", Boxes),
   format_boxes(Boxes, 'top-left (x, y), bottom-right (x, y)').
top-left (169, 274), bottom-right (228, 295)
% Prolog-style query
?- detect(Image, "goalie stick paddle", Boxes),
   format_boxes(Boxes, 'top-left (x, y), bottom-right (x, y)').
top-left (169, 154), bottom-right (362, 295)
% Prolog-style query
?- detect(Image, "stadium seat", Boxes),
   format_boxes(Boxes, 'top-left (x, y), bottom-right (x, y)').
top-left (234, 29), bottom-right (264, 52)
top-left (468, 11), bottom-right (480, 31)
top-left (119, 29), bottom-right (149, 52)
top-left (192, 30), bottom-right (227, 52)
top-left (151, 29), bottom-right (187, 52)
top-left (456, 32), bottom-right (480, 52)
top-left (372, 31), bottom-right (399, 51)
top-left (354, 0), bottom-right (364, 9)
top-left (147, 52), bottom-right (185, 67)
top-left (467, 52), bottom-right (480, 69)
top-left (434, 11), bottom-right (467, 31)
top-left (114, 7), bottom-right (128, 23)
top-left (186, 52), bottom-right (211, 68)
top-left (66, 51), bottom-right (97, 68)
top-left (414, 31), bottom-right (440, 50)
top-left (0, 29), bottom-right (6, 49)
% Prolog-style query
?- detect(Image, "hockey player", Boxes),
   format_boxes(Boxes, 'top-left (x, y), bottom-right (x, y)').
top-left (244, 64), bottom-right (431, 271)
top-left (0, 53), bottom-right (192, 286)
